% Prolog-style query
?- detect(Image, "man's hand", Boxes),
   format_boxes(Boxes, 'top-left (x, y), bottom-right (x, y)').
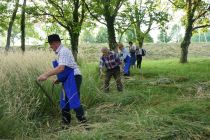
top-left (37, 65), bottom-right (65, 82)
top-left (37, 74), bottom-right (48, 81)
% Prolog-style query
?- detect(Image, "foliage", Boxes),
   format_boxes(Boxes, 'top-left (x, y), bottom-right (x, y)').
top-left (170, 24), bottom-right (183, 43)
top-left (29, 0), bottom-right (86, 59)
top-left (144, 33), bottom-right (153, 43)
top-left (80, 27), bottom-right (109, 43)
top-left (95, 27), bottom-right (108, 43)
top-left (0, 0), bottom-right (41, 47)
top-left (171, 0), bottom-right (210, 63)
top-left (173, 0), bottom-right (210, 31)
top-left (123, 0), bottom-right (169, 47)
top-left (0, 0), bottom-right (9, 34)
top-left (124, 27), bottom-right (136, 43)
top-left (124, 26), bottom-right (153, 44)
top-left (86, 0), bottom-right (126, 49)
top-left (80, 29), bottom-right (96, 43)
top-left (7, 16), bottom-right (40, 46)
top-left (158, 28), bottom-right (172, 43)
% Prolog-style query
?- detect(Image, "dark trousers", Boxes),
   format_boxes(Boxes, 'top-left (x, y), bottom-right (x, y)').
top-left (136, 55), bottom-right (142, 69)
top-left (75, 75), bottom-right (82, 99)
top-left (130, 52), bottom-right (136, 66)
top-left (62, 75), bottom-right (86, 125)
top-left (104, 66), bottom-right (123, 92)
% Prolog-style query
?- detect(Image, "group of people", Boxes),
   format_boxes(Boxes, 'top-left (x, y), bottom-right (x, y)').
top-left (129, 41), bottom-right (144, 69)
top-left (99, 41), bottom-right (145, 93)
top-left (37, 34), bottom-right (145, 127)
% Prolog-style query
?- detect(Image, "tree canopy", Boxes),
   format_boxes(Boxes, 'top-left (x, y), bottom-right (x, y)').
top-left (0, 0), bottom-right (209, 62)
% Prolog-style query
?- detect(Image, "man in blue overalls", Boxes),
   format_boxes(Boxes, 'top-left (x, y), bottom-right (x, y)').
top-left (37, 34), bottom-right (86, 126)
top-left (118, 43), bottom-right (131, 76)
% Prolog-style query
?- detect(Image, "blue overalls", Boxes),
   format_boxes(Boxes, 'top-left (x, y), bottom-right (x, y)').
top-left (124, 55), bottom-right (131, 75)
top-left (120, 48), bottom-right (131, 76)
top-left (52, 60), bottom-right (81, 110)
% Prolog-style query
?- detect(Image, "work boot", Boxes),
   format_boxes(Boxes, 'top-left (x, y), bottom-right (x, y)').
top-left (78, 116), bottom-right (87, 124)
top-left (61, 109), bottom-right (71, 125)
top-left (74, 106), bottom-right (87, 123)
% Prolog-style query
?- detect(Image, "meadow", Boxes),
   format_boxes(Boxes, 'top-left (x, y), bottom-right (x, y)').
top-left (0, 43), bottom-right (210, 139)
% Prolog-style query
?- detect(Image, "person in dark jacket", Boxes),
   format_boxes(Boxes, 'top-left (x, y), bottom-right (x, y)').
top-left (136, 46), bottom-right (144, 69)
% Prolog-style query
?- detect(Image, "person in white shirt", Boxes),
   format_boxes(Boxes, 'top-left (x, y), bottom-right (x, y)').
top-left (118, 43), bottom-right (131, 76)
top-left (129, 41), bottom-right (137, 68)
top-left (37, 34), bottom-right (86, 126)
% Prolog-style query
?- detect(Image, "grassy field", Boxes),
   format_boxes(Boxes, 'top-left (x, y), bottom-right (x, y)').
top-left (0, 43), bottom-right (210, 139)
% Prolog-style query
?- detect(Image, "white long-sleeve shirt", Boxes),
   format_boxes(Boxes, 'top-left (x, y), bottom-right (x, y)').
top-left (120, 47), bottom-right (130, 60)
top-left (55, 44), bottom-right (81, 75)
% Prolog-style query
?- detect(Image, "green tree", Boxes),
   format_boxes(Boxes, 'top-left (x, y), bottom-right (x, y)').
top-left (170, 24), bottom-right (182, 43)
top-left (96, 27), bottom-right (108, 43)
top-left (158, 28), bottom-right (171, 43)
top-left (5, 0), bottom-right (19, 51)
top-left (5, 14), bottom-right (40, 47)
top-left (124, 27), bottom-right (153, 43)
top-left (170, 0), bottom-right (210, 63)
top-left (41, 23), bottom-right (69, 45)
top-left (85, 0), bottom-right (126, 50)
top-left (81, 29), bottom-right (96, 43)
top-left (31, 0), bottom-right (86, 61)
top-left (125, 0), bottom-right (169, 48)
top-left (144, 33), bottom-right (153, 43)
top-left (124, 27), bottom-right (136, 43)
top-left (0, 1), bottom-right (8, 34)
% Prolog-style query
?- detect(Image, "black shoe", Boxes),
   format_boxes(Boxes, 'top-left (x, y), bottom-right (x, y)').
top-left (62, 117), bottom-right (71, 125)
top-left (124, 74), bottom-right (130, 76)
top-left (78, 116), bottom-right (87, 124)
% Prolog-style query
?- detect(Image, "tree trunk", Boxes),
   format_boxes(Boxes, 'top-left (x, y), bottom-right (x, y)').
top-left (68, 0), bottom-right (83, 62)
top-left (138, 36), bottom-right (144, 48)
top-left (5, 0), bottom-right (19, 51)
top-left (68, 30), bottom-right (79, 62)
top-left (21, 0), bottom-right (26, 53)
top-left (180, 23), bottom-right (193, 63)
top-left (180, 1), bottom-right (194, 63)
top-left (106, 18), bottom-right (117, 51)
top-left (135, 25), bottom-right (144, 48)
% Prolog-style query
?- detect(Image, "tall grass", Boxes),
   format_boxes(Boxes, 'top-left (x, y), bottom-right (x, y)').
top-left (0, 51), bottom-right (54, 138)
top-left (0, 50), bottom-right (107, 139)
top-left (0, 43), bottom-right (210, 139)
